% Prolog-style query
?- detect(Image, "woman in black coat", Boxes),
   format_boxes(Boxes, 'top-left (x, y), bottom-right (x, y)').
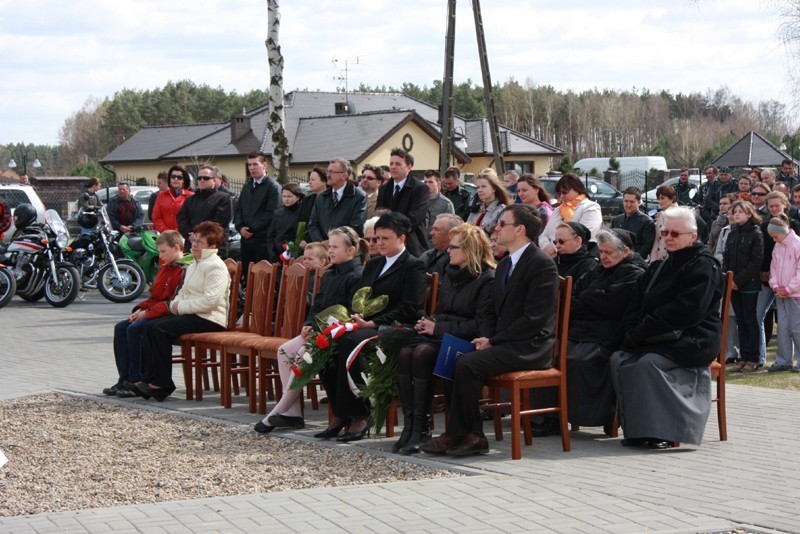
top-left (394, 224), bottom-right (496, 454)
top-left (298, 166), bottom-right (327, 230)
top-left (554, 221), bottom-right (599, 282)
top-left (267, 183), bottom-right (304, 262)
top-left (611, 206), bottom-right (724, 448)
top-left (315, 212), bottom-right (426, 442)
top-left (567, 229), bottom-right (643, 430)
top-left (724, 200), bottom-right (764, 372)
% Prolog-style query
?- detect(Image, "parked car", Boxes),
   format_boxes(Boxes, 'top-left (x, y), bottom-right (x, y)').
top-left (96, 186), bottom-right (160, 218)
top-left (643, 175), bottom-right (703, 211)
top-left (0, 184), bottom-right (47, 243)
top-left (539, 176), bottom-right (625, 218)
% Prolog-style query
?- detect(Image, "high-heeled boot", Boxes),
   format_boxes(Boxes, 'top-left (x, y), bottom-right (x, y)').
top-left (400, 377), bottom-right (434, 455)
top-left (393, 373), bottom-right (414, 452)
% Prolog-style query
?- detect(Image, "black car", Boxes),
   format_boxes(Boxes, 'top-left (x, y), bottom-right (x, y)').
top-left (539, 176), bottom-right (624, 218)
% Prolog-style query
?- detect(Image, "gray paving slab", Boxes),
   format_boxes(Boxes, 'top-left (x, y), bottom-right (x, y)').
top-left (1, 294), bottom-right (798, 533)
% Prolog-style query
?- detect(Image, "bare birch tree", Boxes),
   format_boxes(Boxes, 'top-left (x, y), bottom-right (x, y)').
top-left (266, 0), bottom-right (289, 183)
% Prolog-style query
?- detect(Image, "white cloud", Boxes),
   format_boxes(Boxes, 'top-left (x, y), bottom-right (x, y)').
top-left (0, 0), bottom-right (790, 146)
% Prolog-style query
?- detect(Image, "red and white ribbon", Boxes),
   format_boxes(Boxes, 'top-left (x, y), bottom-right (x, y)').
top-left (346, 335), bottom-right (379, 395)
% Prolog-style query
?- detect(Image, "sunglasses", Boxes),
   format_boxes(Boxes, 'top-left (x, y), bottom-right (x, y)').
top-left (660, 230), bottom-right (693, 238)
top-left (751, 192), bottom-right (767, 197)
top-left (197, 176), bottom-right (214, 181)
top-left (555, 237), bottom-right (577, 245)
top-left (170, 174), bottom-right (183, 179)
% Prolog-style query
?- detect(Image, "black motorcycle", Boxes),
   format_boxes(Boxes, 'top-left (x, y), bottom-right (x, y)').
top-left (0, 261), bottom-right (15, 309)
top-left (1, 205), bottom-right (80, 307)
top-left (68, 207), bottom-right (146, 303)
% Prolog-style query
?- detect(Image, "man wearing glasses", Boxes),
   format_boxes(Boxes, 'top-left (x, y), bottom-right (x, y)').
top-left (422, 204), bottom-right (559, 457)
top-left (177, 165), bottom-right (233, 257)
top-left (308, 157), bottom-right (367, 242)
top-left (234, 152), bottom-right (280, 277)
top-left (359, 163), bottom-right (383, 218)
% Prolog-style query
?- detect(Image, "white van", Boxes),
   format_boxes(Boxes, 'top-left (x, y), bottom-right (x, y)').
top-left (573, 156), bottom-right (668, 176)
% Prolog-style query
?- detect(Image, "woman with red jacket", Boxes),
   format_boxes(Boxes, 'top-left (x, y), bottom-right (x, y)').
top-left (103, 231), bottom-right (187, 398)
top-left (152, 165), bottom-right (194, 232)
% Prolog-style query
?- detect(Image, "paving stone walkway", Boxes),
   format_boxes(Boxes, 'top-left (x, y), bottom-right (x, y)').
top-left (1, 294), bottom-right (798, 533)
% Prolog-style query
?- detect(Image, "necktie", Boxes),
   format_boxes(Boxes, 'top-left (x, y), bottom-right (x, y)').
top-left (502, 259), bottom-right (513, 291)
top-left (333, 191), bottom-right (339, 208)
top-left (394, 184), bottom-right (401, 198)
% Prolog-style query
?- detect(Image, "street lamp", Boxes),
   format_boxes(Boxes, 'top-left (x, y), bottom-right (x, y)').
top-left (7, 147), bottom-right (42, 175)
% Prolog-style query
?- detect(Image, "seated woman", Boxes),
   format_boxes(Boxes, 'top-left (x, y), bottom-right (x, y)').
top-left (554, 222), bottom-right (599, 281)
top-left (395, 224), bottom-right (496, 454)
top-left (135, 221), bottom-right (230, 401)
top-left (567, 229), bottom-right (643, 431)
top-left (315, 212), bottom-right (427, 442)
top-left (103, 230), bottom-right (186, 399)
top-left (254, 227), bottom-right (368, 433)
top-left (539, 173), bottom-right (603, 257)
top-left (611, 206), bottom-right (723, 449)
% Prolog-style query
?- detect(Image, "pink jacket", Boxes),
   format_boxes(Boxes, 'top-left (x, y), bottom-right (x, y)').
top-left (769, 230), bottom-right (800, 298)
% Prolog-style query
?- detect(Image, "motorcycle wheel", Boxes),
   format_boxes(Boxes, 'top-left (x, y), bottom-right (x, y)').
top-left (0, 267), bottom-right (16, 308)
top-left (44, 263), bottom-right (81, 308)
top-left (97, 259), bottom-right (146, 303)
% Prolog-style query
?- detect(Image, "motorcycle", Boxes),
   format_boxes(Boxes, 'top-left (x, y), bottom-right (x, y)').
top-left (0, 262), bottom-right (16, 309)
top-left (119, 224), bottom-right (192, 283)
top-left (1, 207), bottom-right (81, 307)
top-left (68, 207), bottom-right (146, 303)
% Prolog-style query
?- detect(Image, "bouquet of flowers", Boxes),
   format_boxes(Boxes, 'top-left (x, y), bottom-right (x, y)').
top-left (288, 304), bottom-right (353, 390)
top-left (280, 221), bottom-right (308, 264)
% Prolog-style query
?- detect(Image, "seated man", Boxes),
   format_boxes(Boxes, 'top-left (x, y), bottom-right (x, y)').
top-left (421, 204), bottom-right (559, 456)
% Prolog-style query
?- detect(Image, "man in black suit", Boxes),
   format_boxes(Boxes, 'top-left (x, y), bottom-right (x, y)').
top-left (376, 147), bottom-right (430, 256)
top-left (421, 204), bottom-right (559, 457)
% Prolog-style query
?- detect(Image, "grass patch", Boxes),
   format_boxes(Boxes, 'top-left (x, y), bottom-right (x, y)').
top-left (725, 324), bottom-right (800, 391)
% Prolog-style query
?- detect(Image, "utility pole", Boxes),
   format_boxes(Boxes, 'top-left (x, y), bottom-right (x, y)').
top-left (438, 0), bottom-right (505, 176)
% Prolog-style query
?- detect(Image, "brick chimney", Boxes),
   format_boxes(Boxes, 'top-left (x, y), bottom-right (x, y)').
top-left (231, 111), bottom-right (251, 143)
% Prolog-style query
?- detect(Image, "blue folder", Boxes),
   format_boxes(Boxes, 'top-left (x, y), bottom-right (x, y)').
top-left (434, 334), bottom-right (476, 380)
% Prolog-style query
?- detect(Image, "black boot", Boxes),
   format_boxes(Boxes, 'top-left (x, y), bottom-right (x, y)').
top-left (393, 374), bottom-right (414, 452)
top-left (400, 377), bottom-right (434, 455)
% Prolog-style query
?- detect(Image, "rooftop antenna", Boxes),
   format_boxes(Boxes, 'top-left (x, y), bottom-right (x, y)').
top-left (332, 55), bottom-right (361, 105)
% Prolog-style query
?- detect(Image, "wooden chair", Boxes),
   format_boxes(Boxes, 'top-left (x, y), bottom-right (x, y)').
top-left (483, 276), bottom-right (573, 460)
top-left (223, 262), bottom-right (312, 414)
top-left (710, 271), bottom-right (734, 441)
top-left (384, 272), bottom-right (439, 437)
top-left (173, 259), bottom-right (241, 400)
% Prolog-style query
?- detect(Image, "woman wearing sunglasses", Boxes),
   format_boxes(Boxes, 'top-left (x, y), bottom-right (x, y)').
top-left (611, 206), bottom-right (724, 449)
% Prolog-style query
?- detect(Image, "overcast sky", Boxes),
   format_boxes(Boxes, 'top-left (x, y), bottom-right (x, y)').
top-left (0, 0), bottom-right (793, 147)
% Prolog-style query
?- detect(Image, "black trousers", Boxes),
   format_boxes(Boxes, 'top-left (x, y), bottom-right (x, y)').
top-left (447, 347), bottom-right (526, 437)
top-left (732, 291), bottom-right (760, 364)
top-left (319, 329), bottom-right (374, 419)
top-left (240, 238), bottom-right (269, 281)
top-left (140, 315), bottom-right (225, 389)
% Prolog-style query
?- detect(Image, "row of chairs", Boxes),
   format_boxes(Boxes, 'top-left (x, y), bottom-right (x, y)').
top-left (172, 260), bottom-right (731, 461)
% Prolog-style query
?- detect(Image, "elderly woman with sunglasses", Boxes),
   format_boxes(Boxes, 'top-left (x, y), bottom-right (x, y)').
top-left (539, 173), bottom-right (603, 258)
top-left (611, 206), bottom-right (724, 449)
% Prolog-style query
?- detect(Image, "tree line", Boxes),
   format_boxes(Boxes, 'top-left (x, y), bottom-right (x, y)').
top-left (6, 78), bottom-right (794, 181)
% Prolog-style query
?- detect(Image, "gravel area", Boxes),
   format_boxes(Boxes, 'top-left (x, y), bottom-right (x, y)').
top-left (0, 392), bottom-right (460, 518)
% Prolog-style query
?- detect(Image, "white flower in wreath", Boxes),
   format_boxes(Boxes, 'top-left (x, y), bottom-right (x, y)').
top-left (361, 372), bottom-right (370, 387)
top-left (376, 347), bottom-right (387, 364)
top-left (302, 352), bottom-right (313, 364)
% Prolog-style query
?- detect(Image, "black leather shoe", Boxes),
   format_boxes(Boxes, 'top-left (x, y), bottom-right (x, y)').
top-left (254, 421), bottom-right (275, 434)
top-left (268, 414), bottom-right (305, 429)
top-left (446, 432), bottom-right (489, 456)
top-left (116, 387), bottom-right (137, 399)
top-left (531, 419), bottom-right (560, 437)
top-left (646, 439), bottom-right (674, 450)
top-left (621, 437), bottom-right (648, 447)
top-left (314, 419), bottom-right (351, 439)
top-left (131, 382), bottom-right (152, 400)
top-left (102, 383), bottom-right (122, 396)
top-left (337, 418), bottom-right (371, 442)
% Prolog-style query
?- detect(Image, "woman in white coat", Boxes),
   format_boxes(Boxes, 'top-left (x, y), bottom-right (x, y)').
top-left (539, 173), bottom-right (603, 257)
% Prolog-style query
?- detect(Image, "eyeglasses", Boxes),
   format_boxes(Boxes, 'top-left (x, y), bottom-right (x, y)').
top-left (446, 245), bottom-right (461, 251)
top-left (555, 236), bottom-right (577, 245)
top-left (362, 175), bottom-right (378, 181)
top-left (496, 220), bottom-right (519, 228)
top-left (751, 192), bottom-right (767, 197)
top-left (170, 174), bottom-right (183, 179)
top-left (660, 230), bottom-right (694, 238)
top-left (197, 175), bottom-right (214, 181)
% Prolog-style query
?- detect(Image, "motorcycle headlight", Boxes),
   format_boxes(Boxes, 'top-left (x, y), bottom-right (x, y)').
top-left (56, 233), bottom-right (68, 248)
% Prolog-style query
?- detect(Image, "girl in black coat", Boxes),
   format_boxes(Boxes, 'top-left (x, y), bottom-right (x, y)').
top-left (254, 226), bottom-right (368, 434)
top-left (267, 183), bottom-right (304, 262)
top-left (395, 224), bottom-right (496, 454)
top-left (724, 200), bottom-right (764, 371)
